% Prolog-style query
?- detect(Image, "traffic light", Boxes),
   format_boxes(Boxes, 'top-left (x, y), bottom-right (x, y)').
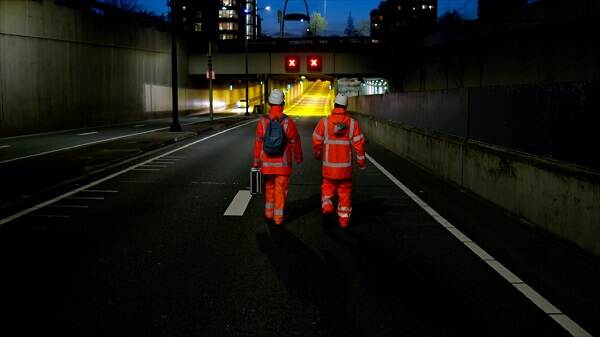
top-left (285, 56), bottom-right (300, 73)
top-left (307, 55), bottom-right (322, 72)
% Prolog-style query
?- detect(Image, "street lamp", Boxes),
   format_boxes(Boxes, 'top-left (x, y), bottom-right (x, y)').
top-left (244, 4), bottom-right (271, 116)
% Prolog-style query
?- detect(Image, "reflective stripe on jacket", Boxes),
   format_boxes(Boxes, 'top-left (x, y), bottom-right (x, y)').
top-left (312, 107), bottom-right (366, 179)
top-left (253, 106), bottom-right (303, 175)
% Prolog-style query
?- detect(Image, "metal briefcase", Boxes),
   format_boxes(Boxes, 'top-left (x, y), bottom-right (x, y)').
top-left (250, 168), bottom-right (262, 195)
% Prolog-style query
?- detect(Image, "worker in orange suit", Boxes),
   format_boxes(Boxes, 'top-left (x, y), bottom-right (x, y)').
top-left (253, 89), bottom-right (303, 225)
top-left (312, 94), bottom-right (366, 228)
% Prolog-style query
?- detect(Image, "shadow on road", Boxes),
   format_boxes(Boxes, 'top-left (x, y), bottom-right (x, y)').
top-left (256, 226), bottom-right (362, 337)
top-left (284, 192), bottom-right (321, 223)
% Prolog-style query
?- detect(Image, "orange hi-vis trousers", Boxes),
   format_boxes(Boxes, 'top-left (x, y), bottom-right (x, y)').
top-left (264, 175), bottom-right (290, 224)
top-left (321, 178), bottom-right (352, 227)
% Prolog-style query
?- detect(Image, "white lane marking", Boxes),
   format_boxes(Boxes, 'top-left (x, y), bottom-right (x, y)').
top-left (485, 260), bottom-right (523, 284)
top-left (0, 119), bottom-right (256, 227)
top-left (464, 242), bottom-right (494, 261)
top-left (224, 190), bottom-right (253, 216)
top-left (513, 283), bottom-right (561, 314)
top-left (133, 168), bottom-right (160, 171)
top-left (446, 227), bottom-right (472, 243)
top-left (0, 145), bottom-right (11, 149)
top-left (133, 124), bottom-right (145, 128)
top-left (78, 131), bottom-right (99, 136)
top-left (365, 153), bottom-right (592, 337)
top-left (550, 314), bottom-right (593, 337)
top-left (0, 115), bottom-right (236, 164)
top-left (49, 205), bottom-right (88, 209)
top-left (81, 189), bottom-right (118, 193)
top-left (66, 196), bottom-right (105, 200)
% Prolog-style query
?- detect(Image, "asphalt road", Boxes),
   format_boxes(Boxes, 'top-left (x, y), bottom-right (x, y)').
top-left (1, 116), bottom-right (597, 337)
top-left (0, 114), bottom-right (237, 164)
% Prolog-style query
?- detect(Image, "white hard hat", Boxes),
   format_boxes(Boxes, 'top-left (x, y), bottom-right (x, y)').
top-left (268, 89), bottom-right (285, 105)
top-left (334, 94), bottom-right (348, 106)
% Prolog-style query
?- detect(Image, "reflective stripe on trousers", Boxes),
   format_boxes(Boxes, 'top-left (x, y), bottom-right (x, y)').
top-left (264, 175), bottom-right (289, 221)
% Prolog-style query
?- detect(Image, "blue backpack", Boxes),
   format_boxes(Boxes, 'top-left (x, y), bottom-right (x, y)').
top-left (263, 115), bottom-right (287, 156)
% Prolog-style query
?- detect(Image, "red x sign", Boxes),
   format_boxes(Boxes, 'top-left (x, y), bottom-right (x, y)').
top-left (307, 55), bottom-right (323, 72)
top-left (285, 56), bottom-right (300, 72)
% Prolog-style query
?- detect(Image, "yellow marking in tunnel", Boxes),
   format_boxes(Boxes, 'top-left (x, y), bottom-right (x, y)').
top-left (285, 80), bottom-right (333, 117)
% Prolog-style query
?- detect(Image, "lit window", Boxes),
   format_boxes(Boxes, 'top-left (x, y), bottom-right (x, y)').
top-left (219, 22), bottom-right (238, 31)
top-left (422, 5), bottom-right (426, 9)
top-left (429, 5), bottom-right (434, 9)
top-left (219, 34), bottom-right (237, 40)
top-left (221, 0), bottom-right (236, 6)
top-left (219, 10), bottom-right (238, 19)
top-left (194, 23), bottom-right (202, 32)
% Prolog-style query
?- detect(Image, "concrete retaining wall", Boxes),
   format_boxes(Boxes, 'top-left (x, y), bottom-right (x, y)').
top-left (0, 0), bottom-right (200, 137)
top-left (352, 112), bottom-right (600, 258)
top-left (348, 81), bottom-right (600, 171)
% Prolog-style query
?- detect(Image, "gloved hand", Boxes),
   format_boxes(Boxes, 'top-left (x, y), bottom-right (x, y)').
top-left (252, 159), bottom-right (261, 168)
top-left (314, 152), bottom-right (322, 160)
top-left (359, 164), bottom-right (366, 170)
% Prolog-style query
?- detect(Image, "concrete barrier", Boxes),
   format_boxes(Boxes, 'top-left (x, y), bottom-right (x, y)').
top-left (352, 112), bottom-right (600, 258)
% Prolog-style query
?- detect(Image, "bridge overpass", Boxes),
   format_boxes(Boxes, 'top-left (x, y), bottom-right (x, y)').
top-left (189, 51), bottom-right (384, 77)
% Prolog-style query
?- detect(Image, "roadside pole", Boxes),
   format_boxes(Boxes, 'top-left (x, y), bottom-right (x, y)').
top-left (208, 42), bottom-right (214, 121)
top-left (170, 0), bottom-right (181, 132)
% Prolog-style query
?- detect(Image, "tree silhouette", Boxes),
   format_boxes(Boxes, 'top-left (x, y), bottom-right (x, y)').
top-left (356, 19), bottom-right (370, 36)
top-left (344, 12), bottom-right (358, 37)
top-left (104, 0), bottom-right (140, 12)
top-left (309, 12), bottom-right (328, 36)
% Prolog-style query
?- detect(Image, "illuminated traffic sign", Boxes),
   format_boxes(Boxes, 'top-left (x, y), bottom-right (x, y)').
top-left (307, 55), bottom-right (322, 72)
top-left (285, 56), bottom-right (300, 72)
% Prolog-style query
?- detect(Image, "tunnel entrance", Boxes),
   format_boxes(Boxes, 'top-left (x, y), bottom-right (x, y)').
top-left (268, 75), bottom-right (333, 117)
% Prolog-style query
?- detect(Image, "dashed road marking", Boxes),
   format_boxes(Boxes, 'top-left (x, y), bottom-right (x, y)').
top-left (365, 153), bottom-right (592, 337)
top-left (133, 124), bottom-right (145, 128)
top-left (0, 119), bottom-right (256, 227)
top-left (82, 189), bottom-right (118, 193)
top-left (49, 205), bottom-right (89, 209)
top-left (78, 131), bottom-right (99, 136)
top-left (140, 165), bottom-right (168, 168)
top-left (224, 190), bottom-right (253, 216)
top-left (0, 115), bottom-right (236, 164)
top-left (0, 145), bottom-right (10, 149)
top-left (66, 196), bottom-right (105, 200)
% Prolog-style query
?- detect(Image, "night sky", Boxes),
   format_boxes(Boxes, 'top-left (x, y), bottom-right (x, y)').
top-left (138, 0), bottom-right (478, 36)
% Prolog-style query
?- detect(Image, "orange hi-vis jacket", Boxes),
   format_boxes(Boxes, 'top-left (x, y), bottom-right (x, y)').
top-left (253, 105), bottom-right (303, 175)
top-left (312, 107), bottom-right (366, 180)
